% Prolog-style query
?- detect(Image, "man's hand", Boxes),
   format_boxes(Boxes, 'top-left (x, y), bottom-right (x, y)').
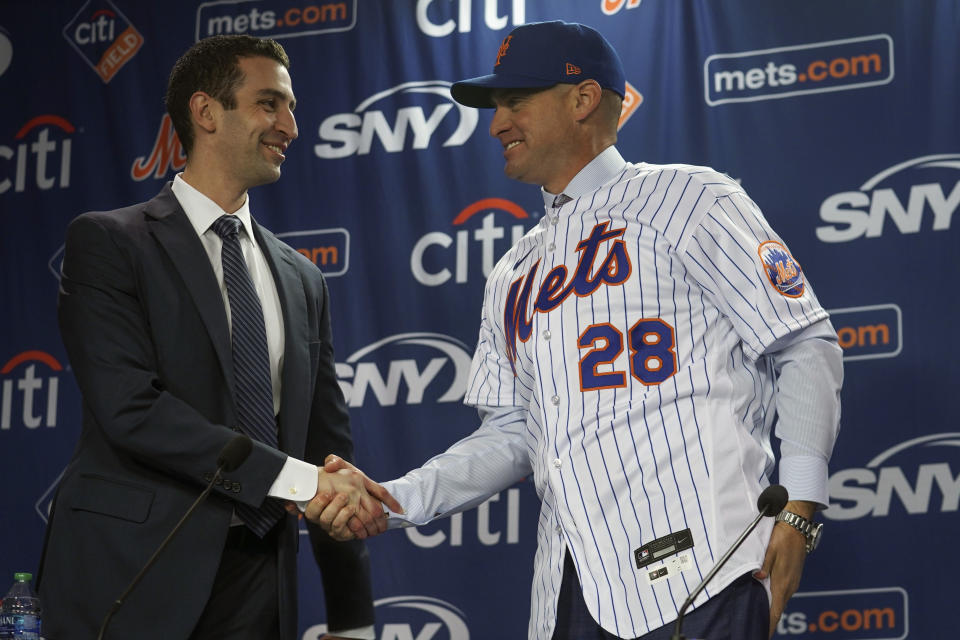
top-left (322, 455), bottom-right (404, 539)
top-left (754, 500), bottom-right (815, 638)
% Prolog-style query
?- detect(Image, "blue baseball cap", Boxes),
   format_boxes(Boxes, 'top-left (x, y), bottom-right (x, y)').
top-left (451, 21), bottom-right (626, 108)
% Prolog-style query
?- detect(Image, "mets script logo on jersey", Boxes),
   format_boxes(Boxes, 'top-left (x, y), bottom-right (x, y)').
top-left (335, 333), bottom-right (472, 407)
top-left (196, 0), bottom-right (356, 40)
top-left (778, 587), bottom-right (907, 638)
top-left (704, 34), bottom-right (892, 106)
top-left (504, 221), bottom-right (631, 369)
top-left (758, 241), bottom-right (804, 298)
top-left (63, 0), bottom-right (144, 83)
top-left (826, 432), bottom-right (960, 521)
top-left (817, 153), bottom-right (960, 243)
top-left (1, 115), bottom-right (75, 196)
top-left (411, 197), bottom-right (534, 287)
top-left (416, 0), bottom-right (525, 37)
top-left (314, 80), bottom-right (478, 158)
top-left (304, 595), bottom-right (469, 640)
top-left (2, 351), bottom-right (63, 431)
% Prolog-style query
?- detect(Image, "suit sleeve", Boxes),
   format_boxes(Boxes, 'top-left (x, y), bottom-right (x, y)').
top-left (300, 267), bottom-right (375, 629)
top-left (58, 212), bottom-right (286, 506)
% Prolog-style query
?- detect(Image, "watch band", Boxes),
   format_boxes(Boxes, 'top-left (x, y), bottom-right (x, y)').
top-left (775, 510), bottom-right (822, 553)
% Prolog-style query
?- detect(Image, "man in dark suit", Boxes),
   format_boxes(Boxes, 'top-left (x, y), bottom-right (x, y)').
top-left (36, 35), bottom-right (398, 640)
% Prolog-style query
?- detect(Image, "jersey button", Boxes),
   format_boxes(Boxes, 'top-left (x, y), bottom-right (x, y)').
top-left (547, 243), bottom-right (555, 251)
top-left (542, 330), bottom-right (551, 340)
top-left (553, 458), bottom-right (562, 468)
top-left (550, 216), bottom-right (559, 225)
top-left (551, 395), bottom-right (560, 405)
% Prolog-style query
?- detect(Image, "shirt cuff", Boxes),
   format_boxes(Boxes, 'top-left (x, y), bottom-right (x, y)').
top-left (328, 625), bottom-right (375, 640)
top-left (267, 456), bottom-right (318, 510)
top-left (380, 478), bottom-right (427, 529)
top-left (779, 455), bottom-right (829, 509)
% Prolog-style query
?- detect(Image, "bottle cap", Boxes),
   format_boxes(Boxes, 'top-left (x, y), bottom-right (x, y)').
top-left (13, 572), bottom-right (32, 581)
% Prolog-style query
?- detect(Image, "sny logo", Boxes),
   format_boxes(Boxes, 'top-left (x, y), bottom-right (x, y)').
top-left (63, 0), bottom-right (144, 83)
top-left (817, 153), bottom-right (960, 242)
top-left (315, 80), bottom-right (478, 159)
top-left (411, 198), bottom-right (534, 287)
top-left (305, 595), bottom-right (469, 640)
top-left (1, 115), bottom-right (74, 196)
top-left (2, 351), bottom-right (63, 431)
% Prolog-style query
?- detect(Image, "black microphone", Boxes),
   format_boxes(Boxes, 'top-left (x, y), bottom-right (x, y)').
top-left (97, 434), bottom-right (253, 640)
top-left (670, 484), bottom-right (788, 640)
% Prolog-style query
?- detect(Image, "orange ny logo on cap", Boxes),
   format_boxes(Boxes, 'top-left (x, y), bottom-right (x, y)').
top-left (565, 63), bottom-right (582, 75)
top-left (496, 35), bottom-right (513, 66)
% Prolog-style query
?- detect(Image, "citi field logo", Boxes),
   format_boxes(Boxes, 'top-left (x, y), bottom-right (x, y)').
top-left (828, 304), bottom-right (901, 361)
top-left (1, 115), bottom-right (74, 196)
top-left (131, 114), bottom-right (186, 181)
top-left (0, 26), bottom-right (12, 77)
top-left (1, 351), bottom-right (63, 431)
top-left (304, 595), bottom-right (469, 640)
top-left (617, 81), bottom-right (643, 131)
top-left (826, 433), bottom-right (960, 521)
top-left (817, 154), bottom-right (960, 243)
top-left (777, 587), bottom-right (907, 638)
top-left (63, 0), bottom-right (144, 83)
top-left (335, 333), bottom-right (472, 407)
top-left (416, 0), bottom-right (524, 37)
top-left (705, 34), bottom-right (893, 106)
top-left (314, 80), bottom-right (479, 159)
top-left (602, 0), bottom-right (642, 15)
top-left (412, 198), bottom-right (534, 287)
top-left (196, 0), bottom-right (356, 41)
top-left (276, 228), bottom-right (349, 277)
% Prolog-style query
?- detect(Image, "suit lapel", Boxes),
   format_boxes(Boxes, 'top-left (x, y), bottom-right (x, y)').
top-left (254, 222), bottom-right (309, 455)
top-left (145, 185), bottom-right (235, 397)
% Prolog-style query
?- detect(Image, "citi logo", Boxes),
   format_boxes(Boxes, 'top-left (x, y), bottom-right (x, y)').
top-left (131, 114), bottom-right (186, 181)
top-left (335, 333), bottom-right (472, 407)
top-left (817, 154), bottom-right (960, 242)
top-left (314, 80), bottom-right (478, 159)
top-left (411, 198), bottom-right (533, 287)
top-left (2, 351), bottom-right (63, 431)
top-left (1, 115), bottom-right (74, 196)
top-left (63, 0), bottom-right (144, 83)
top-left (416, 0), bottom-right (524, 37)
top-left (825, 433), bottom-right (960, 521)
top-left (276, 228), bottom-right (349, 277)
top-left (406, 488), bottom-right (520, 549)
top-left (304, 595), bottom-right (469, 640)
top-left (602, 0), bottom-right (642, 15)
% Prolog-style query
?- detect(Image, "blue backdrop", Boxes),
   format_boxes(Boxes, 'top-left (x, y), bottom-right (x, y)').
top-left (1, 1), bottom-right (957, 639)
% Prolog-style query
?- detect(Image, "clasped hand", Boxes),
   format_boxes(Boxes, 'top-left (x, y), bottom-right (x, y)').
top-left (297, 457), bottom-right (402, 541)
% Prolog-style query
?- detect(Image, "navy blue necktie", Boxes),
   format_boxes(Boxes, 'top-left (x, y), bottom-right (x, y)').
top-left (211, 214), bottom-right (285, 537)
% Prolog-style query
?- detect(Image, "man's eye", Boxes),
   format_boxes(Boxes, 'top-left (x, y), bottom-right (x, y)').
top-left (261, 99), bottom-right (276, 109)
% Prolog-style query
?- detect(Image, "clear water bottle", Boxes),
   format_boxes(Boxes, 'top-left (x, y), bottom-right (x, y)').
top-left (0, 573), bottom-right (42, 640)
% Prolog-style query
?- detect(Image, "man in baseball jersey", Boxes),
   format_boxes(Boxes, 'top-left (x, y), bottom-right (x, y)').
top-left (321, 20), bottom-right (842, 640)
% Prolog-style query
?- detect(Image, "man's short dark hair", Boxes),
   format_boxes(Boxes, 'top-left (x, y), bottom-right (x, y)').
top-left (165, 35), bottom-right (290, 155)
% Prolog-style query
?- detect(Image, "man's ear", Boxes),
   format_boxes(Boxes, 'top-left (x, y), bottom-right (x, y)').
top-left (188, 91), bottom-right (218, 135)
top-left (573, 80), bottom-right (603, 122)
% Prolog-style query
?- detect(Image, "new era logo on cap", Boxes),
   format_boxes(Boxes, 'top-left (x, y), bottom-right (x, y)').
top-left (452, 20), bottom-right (626, 108)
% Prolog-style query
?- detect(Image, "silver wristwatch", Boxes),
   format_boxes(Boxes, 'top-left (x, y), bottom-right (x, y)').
top-left (775, 510), bottom-right (823, 553)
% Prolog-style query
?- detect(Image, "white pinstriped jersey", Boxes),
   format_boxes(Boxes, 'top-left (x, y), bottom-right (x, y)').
top-left (459, 147), bottom-right (831, 639)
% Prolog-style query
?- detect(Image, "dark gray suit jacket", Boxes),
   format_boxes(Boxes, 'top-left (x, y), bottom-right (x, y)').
top-left (37, 184), bottom-right (373, 639)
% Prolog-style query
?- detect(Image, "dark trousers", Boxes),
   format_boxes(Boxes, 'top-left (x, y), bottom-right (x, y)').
top-left (552, 551), bottom-right (768, 640)
top-left (189, 524), bottom-right (281, 640)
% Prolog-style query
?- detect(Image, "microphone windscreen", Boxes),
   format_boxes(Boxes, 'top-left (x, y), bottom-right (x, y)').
top-left (757, 484), bottom-right (789, 516)
top-left (217, 434), bottom-right (253, 472)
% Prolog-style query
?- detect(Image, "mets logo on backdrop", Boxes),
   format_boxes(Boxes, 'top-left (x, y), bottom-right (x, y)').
top-left (758, 240), bottom-right (804, 297)
top-left (63, 0), bottom-right (144, 83)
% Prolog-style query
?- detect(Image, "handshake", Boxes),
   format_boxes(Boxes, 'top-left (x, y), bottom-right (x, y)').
top-left (290, 456), bottom-right (403, 542)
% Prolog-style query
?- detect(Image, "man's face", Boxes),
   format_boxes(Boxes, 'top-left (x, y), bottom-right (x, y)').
top-left (215, 56), bottom-right (298, 189)
top-left (489, 85), bottom-right (577, 192)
